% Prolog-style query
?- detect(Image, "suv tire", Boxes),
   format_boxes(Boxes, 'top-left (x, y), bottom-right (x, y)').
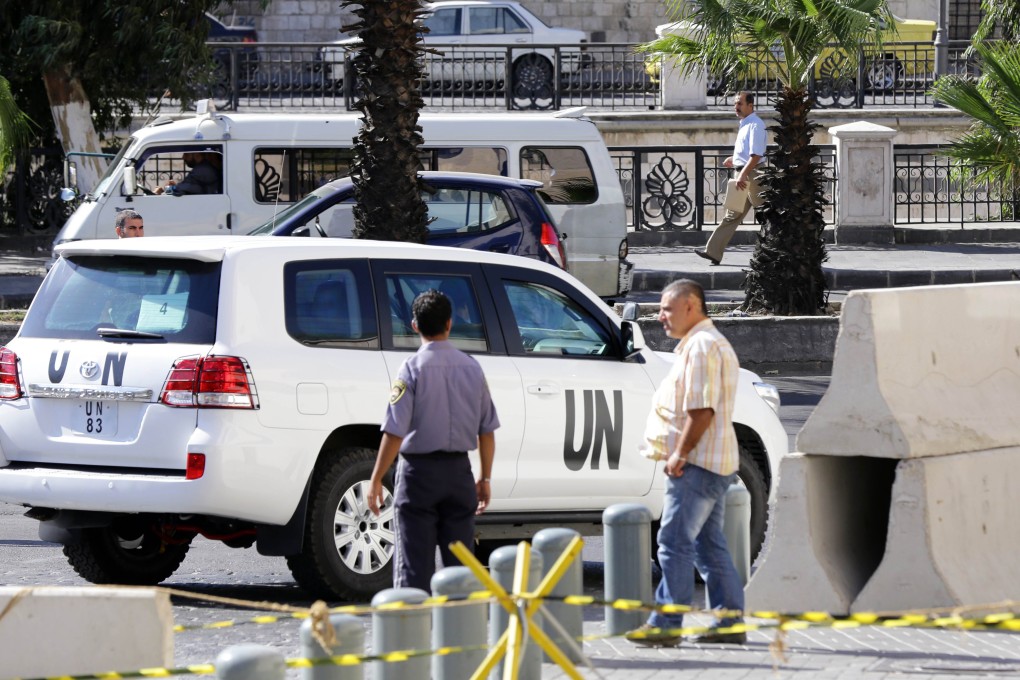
top-left (287, 447), bottom-right (395, 600)
top-left (63, 523), bottom-right (192, 585)
top-left (737, 445), bottom-right (768, 562)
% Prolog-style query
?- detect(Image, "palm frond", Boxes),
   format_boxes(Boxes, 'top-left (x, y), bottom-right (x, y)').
top-left (0, 75), bottom-right (37, 172)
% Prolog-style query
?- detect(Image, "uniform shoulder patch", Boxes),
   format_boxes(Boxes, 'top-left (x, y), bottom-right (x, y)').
top-left (389, 379), bottom-right (408, 404)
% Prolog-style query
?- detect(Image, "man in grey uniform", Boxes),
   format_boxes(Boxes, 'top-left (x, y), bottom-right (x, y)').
top-left (367, 288), bottom-right (499, 591)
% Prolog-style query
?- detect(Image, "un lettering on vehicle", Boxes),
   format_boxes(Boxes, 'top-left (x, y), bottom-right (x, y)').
top-left (563, 389), bottom-right (623, 471)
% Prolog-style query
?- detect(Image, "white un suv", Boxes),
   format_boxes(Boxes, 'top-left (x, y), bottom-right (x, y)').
top-left (0, 236), bottom-right (787, 601)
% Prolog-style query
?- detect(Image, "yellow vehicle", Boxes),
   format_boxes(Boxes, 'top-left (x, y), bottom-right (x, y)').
top-left (647, 15), bottom-right (936, 93)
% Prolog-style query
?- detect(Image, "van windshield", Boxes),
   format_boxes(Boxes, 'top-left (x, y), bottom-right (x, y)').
top-left (88, 144), bottom-right (132, 200)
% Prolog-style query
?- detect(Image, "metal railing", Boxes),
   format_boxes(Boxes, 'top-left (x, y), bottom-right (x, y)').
top-left (196, 38), bottom-right (984, 113)
top-left (894, 145), bottom-right (1019, 225)
top-left (200, 41), bottom-right (658, 112)
top-left (609, 145), bottom-right (838, 232)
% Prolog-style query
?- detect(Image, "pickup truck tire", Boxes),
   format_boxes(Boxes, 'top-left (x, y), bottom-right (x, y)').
top-left (63, 523), bottom-right (192, 585)
top-left (287, 447), bottom-right (395, 600)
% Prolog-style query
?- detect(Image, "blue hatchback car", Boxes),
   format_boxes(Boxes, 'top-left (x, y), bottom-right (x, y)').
top-left (248, 171), bottom-right (567, 270)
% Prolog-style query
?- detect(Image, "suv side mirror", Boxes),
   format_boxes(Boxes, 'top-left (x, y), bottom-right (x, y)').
top-left (621, 301), bottom-right (640, 322)
top-left (621, 319), bottom-right (645, 360)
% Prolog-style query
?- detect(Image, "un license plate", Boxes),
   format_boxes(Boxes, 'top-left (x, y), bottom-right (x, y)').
top-left (74, 400), bottom-right (118, 437)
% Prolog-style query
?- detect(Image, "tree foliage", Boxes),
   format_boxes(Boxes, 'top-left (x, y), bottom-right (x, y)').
top-left (0, 75), bottom-right (36, 172)
top-left (975, 0), bottom-right (1020, 42)
top-left (931, 41), bottom-right (1020, 215)
top-left (345, 0), bottom-right (430, 243)
top-left (0, 0), bottom-right (233, 144)
top-left (641, 0), bottom-right (890, 315)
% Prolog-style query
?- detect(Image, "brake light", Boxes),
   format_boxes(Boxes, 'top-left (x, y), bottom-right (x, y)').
top-left (0, 347), bottom-right (22, 400)
top-left (186, 453), bottom-right (207, 480)
top-left (540, 222), bottom-right (568, 270)
top-left (161, 356), bottom-right (257, 409)
top-left (243, 36), bottom-right (256, 43)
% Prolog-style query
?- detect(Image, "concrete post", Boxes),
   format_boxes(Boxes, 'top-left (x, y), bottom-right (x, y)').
top-left (829, 121), bottom-right (898, 245)
top-left (706, 484), bottom-right (752, 611)
top-left (299, 614), bottom-right (365, 680)
top-left (431, 567), bottom-right (488, 680)
top-left (654, 22), bottom-right (708, 111)
top-left (533, 528), bottom-right (584, 663)
top-left (603, 503), bottom-right (653, 635)
top-left (371, 587), bottom-right (430, 680)
top-left (488, 544), bottom-right (543, 680)
top-left (216, 644), bottom-right (285, 680)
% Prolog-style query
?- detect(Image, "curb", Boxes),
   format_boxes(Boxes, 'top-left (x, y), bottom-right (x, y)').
top-left (627, 227), bottom-right (1020, 248)
top-left (633, 267), bottom-right (1019, 293)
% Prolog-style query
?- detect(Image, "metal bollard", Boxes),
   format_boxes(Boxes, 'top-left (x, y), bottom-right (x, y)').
top-left (603, 503), bottom-right (653, 635)
top-left (431, 566), bottom-right (488, 680)
top-left (299, 613), bottom-right (365, 680)
top-left (488, 544), bottom-right (543, 680)
top-left (216, 644), bottom-right (285, 680)
top-left (533, 528), bottom-right (584, 663)
top-left (371, 587), bottom-right (430, 680)
top-left (724, 483), bottom-right (752, 586)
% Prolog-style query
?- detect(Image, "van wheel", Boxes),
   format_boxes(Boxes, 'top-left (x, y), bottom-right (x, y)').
top-left (737, 444), bottom-right (769, 562)
top-left (287, 447), bottom-right (395, 601)
top-left (63, 522), bottom-right (192, 585)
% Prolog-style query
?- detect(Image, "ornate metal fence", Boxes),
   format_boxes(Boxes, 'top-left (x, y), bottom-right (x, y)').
top-left (894, 144), bottom-right (1019, 225)
top-left (609, 145), bottom-right (837, 232)
top-left (1, 148), bottom-right (75, 237)
top-left (200, 41), bottom-right (658, 112)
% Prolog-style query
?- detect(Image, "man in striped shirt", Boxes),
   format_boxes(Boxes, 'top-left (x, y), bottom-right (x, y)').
top-left (630, 279), bottom-right (745, 647)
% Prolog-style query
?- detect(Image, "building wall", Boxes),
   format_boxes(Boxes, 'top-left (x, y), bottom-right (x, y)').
top-left (233, 1), bottom-right (945, 45)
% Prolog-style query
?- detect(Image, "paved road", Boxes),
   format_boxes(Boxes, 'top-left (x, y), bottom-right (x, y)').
top-left (5, 375), bottom-right (1020, 679)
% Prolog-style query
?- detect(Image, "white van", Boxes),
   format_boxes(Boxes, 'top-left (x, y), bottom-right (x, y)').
top-left (56, 107), bottom-right (631, 297)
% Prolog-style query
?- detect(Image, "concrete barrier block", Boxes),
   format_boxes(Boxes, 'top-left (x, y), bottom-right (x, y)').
top-left (852, 447), bottom-right (1020, 612)
top-left (0, 586), bottom-right (173, 678)
top-left (745, 454), bottom-right (896, 616)
top-left (798, 282), bottom-right (1020, 458)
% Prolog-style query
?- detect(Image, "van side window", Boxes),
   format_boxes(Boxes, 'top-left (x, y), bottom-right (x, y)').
top-left (421, 147), bottom-right (508, 176)
top-left (255, 148), bottom-right (358, 203)
top-left (385, 274), bottom-right (487, 353)
top-left (423, 188), bottom-right (514, 235)
top-left (502, 280), bottom-right (613, 358)
top-left (130, 145), bottom-right (224, 196)
top-left (520, 147), bottom-right (597, 205)
top-left (284, 260), bottom-right (378, 349)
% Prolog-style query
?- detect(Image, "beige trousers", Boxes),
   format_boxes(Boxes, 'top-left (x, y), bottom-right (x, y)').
top-left (705, 171), bottom-right (763, 262)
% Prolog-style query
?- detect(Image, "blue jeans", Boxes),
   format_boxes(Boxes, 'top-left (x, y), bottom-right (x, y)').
top-left (648, 464), bottom-right (744, 630)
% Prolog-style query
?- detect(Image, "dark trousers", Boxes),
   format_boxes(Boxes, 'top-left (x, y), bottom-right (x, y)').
top-left (393, 451), bottom-right (477, 591)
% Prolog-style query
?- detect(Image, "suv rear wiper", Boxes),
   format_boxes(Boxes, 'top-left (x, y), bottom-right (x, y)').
top-left (97, 328), bottom-right (165, 340)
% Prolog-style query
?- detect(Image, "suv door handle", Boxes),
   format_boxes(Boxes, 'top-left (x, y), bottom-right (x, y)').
top-left (527, 384), bottom-right (560, 395)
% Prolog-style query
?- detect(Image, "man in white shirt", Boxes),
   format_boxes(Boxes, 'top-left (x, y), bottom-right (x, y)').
top-left (696, 91), bottom-right (766, 265)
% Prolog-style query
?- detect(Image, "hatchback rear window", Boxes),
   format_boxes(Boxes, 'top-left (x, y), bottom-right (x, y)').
top-left (20, 256), bottom-right (220, 343)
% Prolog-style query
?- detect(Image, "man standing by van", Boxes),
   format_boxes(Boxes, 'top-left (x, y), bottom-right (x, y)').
top-left (696, 91), bottom-right (766, 266)
top-left (114, 210), bottom-right (144, 238)
top-left (367, 289), bottom-right (499, 591)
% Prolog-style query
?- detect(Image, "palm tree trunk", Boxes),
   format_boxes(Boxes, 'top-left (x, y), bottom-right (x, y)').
top-left (346, 0), bottom-right (429, 243)
top-left (742, 86), bottom-right (829, 315)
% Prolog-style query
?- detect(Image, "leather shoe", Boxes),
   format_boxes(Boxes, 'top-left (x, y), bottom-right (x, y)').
top-left (691, 629), bottom-right (747, 645)
top-left (627, 622), bottom-right (681, 648)
top-left (695, 249), bottom-right (721, 266)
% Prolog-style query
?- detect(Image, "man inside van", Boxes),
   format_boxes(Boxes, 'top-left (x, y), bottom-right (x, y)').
top-left (156, 152), bottom-right (222, 196)
top-left (114, 210), bottom-right (145, 238)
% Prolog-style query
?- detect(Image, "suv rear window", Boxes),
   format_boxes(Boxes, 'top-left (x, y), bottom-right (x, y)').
top-left (20, 256), bottom-right (220, 343)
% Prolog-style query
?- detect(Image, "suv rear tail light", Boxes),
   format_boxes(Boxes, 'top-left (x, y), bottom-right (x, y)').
top-left (0, 347), bottom-right (23, 400)
top-left (540, 222), bottom-right (568, 270)
top-left (161, 356), bottom-right (258, 409)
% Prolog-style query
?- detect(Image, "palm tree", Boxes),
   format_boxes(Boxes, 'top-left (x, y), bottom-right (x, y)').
top-left (931, 41), bottom-right (1020, 219)
top-left (975, 0), bottom-right (1020, 42)
top-left (0, 75), bottom-right (35, 173)
top-left (642, 0), bottom-right (892, 315)
top-left (344, 0), bottom-right (430, 243)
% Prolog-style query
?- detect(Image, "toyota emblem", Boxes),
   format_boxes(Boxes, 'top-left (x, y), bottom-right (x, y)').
top-left (80, 361), bottom-right (100, 379)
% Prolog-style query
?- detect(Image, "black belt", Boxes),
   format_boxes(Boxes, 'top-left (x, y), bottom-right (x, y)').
top-left (401, 450), bottom-right (467, 459)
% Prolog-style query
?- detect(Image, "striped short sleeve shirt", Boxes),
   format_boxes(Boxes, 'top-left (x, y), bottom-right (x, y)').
top-left (640, 319), bottom-right (740, 475)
